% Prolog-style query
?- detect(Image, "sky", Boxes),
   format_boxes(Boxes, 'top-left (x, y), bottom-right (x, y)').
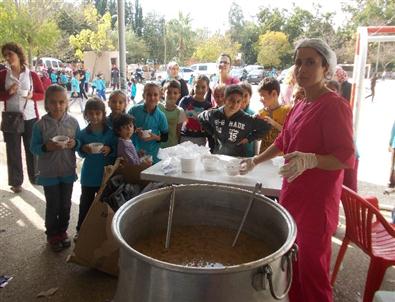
top-left (141, 0), bottom-right (351, 32)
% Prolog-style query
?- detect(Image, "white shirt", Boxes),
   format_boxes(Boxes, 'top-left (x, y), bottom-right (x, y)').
top-left (4, 67), bottom-right (36, 120)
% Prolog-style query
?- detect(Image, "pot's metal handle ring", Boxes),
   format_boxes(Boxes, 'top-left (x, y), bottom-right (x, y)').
top-left (252, 244), bottom-right (298, 300)
top-left (268, 244), bottom-right (298, 300)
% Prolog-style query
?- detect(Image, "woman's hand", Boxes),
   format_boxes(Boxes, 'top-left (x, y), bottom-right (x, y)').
top-left (24, 91), bottom-right (33, 100)
top-left (279, 151), bottom-right (318, 182)
top-left (8, 83), bottom-right (19, 95)
top-left (101, 145), bottom-right (111, 156)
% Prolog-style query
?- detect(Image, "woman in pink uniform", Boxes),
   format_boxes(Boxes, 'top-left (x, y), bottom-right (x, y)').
top-left (240, 38), bottom-right (355, 302)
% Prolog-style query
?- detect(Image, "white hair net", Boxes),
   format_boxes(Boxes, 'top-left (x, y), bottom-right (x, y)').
top-left (167, 61), bottom-right (179, 72)
top-left (294, 38), bottom-right (337, 79)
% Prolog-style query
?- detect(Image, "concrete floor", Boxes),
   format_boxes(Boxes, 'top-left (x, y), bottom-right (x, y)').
top-left (1, 86), bottom-right (395, 301)
top-left (0, 163), bottom-right (394, 302)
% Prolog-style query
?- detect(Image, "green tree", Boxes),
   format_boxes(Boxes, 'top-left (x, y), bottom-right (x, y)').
top-left (256, 31), bottom-right (291, 68)
top-left (192, 34), bottom-right (240, 63)
top-left (125, 0), bottom-right (134, 28)
top-left (282, 7), bottom-right (314, 43)
top-left (133, 0), bottom-right (144, 37)
top-left (69, 4), bottom-right (114, 60)
top-left (344, 0), bottom-right (395, 29)
top-left (256, 7), bottom-right (285, 33)
top-left (231, 21), bottom-right (260, 64)
top-left (108, 0), bottom-right (118, 29)
top-left (55, 6), bottom-right (90, 62)
top-left (94, 0), bottom-right (108, 16)
top-left (227, 3), bottom-right (259, 64)
top-left (125, 30), bottom-right (149, 63)
top-left (165, 12), bottom-right (196, 64)
top-left (141, 12), bottom-right (165, 63)
top-left (0, 0), bottom-right (61, 65)
top-left (340, 0), bottom-right (395, 68)
top-left (57, 7), bottom-right (89, 36)
top-left (228, 2), bottom-right (244, 32)
top-left (110, 29), bottom-right (149, 63)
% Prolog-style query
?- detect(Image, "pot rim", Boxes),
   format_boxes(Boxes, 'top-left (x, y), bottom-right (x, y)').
top-left (112, 184), bottom-right (297, 274)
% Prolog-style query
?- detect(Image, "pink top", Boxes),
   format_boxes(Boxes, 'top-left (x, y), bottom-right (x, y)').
top-left (274, 92), bottom-right (355, 235)
top-left (223, 76), bottom-right (239, 85)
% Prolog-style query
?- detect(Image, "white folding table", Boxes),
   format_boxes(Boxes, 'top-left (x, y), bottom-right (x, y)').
top-left (140, 155), bottom-right (283, 197)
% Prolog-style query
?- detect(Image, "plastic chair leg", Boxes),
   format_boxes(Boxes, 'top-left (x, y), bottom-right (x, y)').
top-left (363, 258), bottom-right (389, 302)
top-left (331, 237), bottom-right (350, 286)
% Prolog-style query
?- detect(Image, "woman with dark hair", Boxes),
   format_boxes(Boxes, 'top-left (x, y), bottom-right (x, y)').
top-left (0, 42), bottom-right (44, 193)
top-left (334, 66), bottom-right (351, 101)
top-left (241, 39), bottom-right (355, 302)
top-left (217, 53), bottom-right (239, 85)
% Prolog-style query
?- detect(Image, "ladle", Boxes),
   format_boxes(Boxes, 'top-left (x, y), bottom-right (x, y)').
top-left (232, 183), bottom-right (262, 247)
top-left (165, 185), bottom-right (176, 249)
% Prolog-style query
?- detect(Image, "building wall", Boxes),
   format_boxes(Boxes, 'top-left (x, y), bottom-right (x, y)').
top-left (83, 51), bottom-right (119, 85)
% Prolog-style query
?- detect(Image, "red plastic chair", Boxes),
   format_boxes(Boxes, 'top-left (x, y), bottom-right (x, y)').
top-left (331, 186), bottom-right (395, 302)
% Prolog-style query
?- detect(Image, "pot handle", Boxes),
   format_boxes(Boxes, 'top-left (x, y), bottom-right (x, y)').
top-left (252, 244), bottom-right (298, 300)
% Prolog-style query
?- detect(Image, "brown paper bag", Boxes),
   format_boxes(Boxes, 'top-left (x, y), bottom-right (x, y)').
top-left (68, 159), bottom-right (122, 276)
top-left (68, 158), bottom-right (154, 276)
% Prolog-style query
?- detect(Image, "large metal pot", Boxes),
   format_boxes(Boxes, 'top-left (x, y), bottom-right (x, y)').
top-left (112, 184), bottom-right (297, 302)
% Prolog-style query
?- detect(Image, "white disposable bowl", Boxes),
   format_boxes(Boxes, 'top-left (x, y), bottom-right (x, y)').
top-left (141, 155), bottom-right (153, 163)
top-left (89, 142), bottom-right (104, 154)
top-left (52, 135), bottom-right (69, 148)
top-left (224, 159), bottom-right (240, 176)
top-left (141, 129), bottom-right (152, 138)
top-left (271, 156), bottom-right (285, 167)
top-left (180, 156), bottom-right (197, 173)
top-left (201, 155), bottom-right (219, 171)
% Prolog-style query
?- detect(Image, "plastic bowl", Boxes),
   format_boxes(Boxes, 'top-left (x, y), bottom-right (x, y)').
top-left (52, 135), bottom-right (69, 148)
top-left (180, 156), bottom-right (198, 173)
top-left (89, 142), bottom-right (104, 154)
top-left (141, 129), bottom-right (152, 138)
top-left (224, 159), bottom-right (240, 176)
top-left (201, 155), bottom-right (219, 171)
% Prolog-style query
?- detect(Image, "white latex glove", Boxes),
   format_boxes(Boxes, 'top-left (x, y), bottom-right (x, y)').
top-left (279, 151), bottom-right (318, 182)
top-left (239, 156), bottom-right (257, 175)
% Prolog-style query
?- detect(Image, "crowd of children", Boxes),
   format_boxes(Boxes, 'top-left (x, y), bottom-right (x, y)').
top-left (30, 57), bottom-right (364, 252)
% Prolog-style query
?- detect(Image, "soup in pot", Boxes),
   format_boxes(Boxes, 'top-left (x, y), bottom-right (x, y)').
top-left (132, 225), bottom-right (270, 267)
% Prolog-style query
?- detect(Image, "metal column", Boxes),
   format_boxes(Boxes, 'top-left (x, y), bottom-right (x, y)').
top-left (117, 0), bottom-right (127, 91)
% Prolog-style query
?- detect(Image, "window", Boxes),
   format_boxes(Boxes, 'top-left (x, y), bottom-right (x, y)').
top-left (199, 65), bottom-right (207, 71)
